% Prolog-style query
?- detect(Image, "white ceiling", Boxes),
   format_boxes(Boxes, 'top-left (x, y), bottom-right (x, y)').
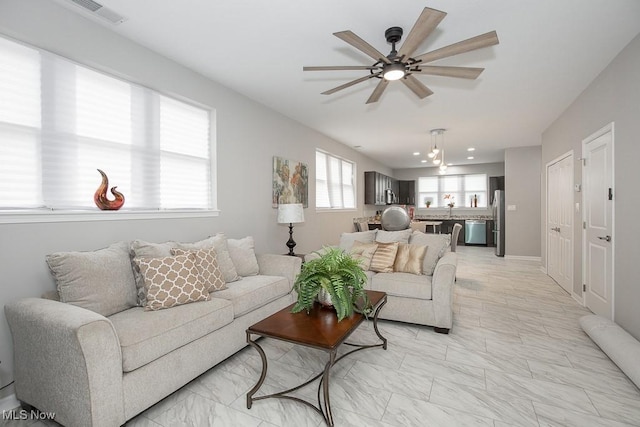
top-left (61, 0), bottom-right (640, 169)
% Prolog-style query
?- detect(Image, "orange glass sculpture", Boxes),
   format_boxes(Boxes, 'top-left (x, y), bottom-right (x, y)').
top-left (94, 169), bottom-right (125, 210)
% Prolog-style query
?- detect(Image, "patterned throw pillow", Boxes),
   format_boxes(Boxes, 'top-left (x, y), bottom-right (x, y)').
top-left (171, 248), bottom-right (227, 292)
top-left (394, 243), bottom-right (428, 275)
top-left (350, 240), bottom-right (379, 270)
top-left (369, 242), bottom-right (399, 273)
top-left (134, 254), bottom-right (210, 311)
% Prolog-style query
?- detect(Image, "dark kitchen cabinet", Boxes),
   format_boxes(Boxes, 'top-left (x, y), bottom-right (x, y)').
top-left (398, 180), bottom-right (416, 205)
top-left (364, 171), bottom-right (398, 205)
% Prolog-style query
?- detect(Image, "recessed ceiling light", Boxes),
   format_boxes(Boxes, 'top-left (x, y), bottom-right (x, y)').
top-left (413, 152), bottom-right (420, 156)
top-left (420, 159), bottom-right (427, 163)
top-left (447, 163), bottom-right (453, 166)
top-left (467, 147), bottom-right (475, 152)
top-left (467, 156), bottom-right (474, 160)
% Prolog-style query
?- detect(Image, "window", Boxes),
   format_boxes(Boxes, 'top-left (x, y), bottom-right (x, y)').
top-left (316, 150), bottom-right (355, 210)
top-left (418, 174), bottom-right (487, 208)
top-left (0, 36), bottom-right (214, 215)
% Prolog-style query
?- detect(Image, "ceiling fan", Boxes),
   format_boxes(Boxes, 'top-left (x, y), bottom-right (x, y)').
top-left (303, 7), bottom-right (499, 104)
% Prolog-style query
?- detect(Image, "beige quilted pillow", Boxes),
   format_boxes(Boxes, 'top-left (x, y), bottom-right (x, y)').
top-left (350, 241), bottom-right (378, 270)
top-left (394, 243), bottom-right (428, 275)
top-left (135, 254), bottom-right (210, 311)
top-left (370, 242), bottom-right (399, 273)
top-left (171, 248), bottom-right (227, 292)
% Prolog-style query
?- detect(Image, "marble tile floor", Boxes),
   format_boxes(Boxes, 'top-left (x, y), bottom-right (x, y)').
top-left (4, 246), bottom-right (640, 427)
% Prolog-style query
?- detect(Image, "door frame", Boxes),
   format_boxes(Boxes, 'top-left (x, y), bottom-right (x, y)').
top-left (581, 122), bottom-right (615, 317)
top-left (545, 150), bottom-right (574, 298)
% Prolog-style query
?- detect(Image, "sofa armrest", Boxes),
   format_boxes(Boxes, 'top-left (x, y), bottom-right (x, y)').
top-left (431, 252), bottom-right (458, 329)
top-left (5, 298), bottom-right (125, 427)
top-left (256, 253), bottom-right (302, 286)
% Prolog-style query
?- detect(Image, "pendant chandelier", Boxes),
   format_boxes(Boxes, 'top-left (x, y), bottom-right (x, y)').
top-left (428, 129), bottom-right (449, 173)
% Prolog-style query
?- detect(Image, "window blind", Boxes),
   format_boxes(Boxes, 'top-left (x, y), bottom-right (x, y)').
top-left (0, 35), bottom-right (213, 212)
top-left (315, 150), bottom-right (355, 210)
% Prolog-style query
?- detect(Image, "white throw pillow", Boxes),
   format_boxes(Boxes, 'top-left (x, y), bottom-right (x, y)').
top-left (176, 233), bottom-right (240, 284)
top-left (376, 229), bottom-right (412, 244)
top-left (47, 241), bottom-right (138, 317)
top-left (227, 236), bottom-right (260, 277)
top-left (339, 230), bottom-right (377, 251)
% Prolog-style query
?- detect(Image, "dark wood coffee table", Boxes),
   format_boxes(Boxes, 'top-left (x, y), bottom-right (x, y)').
top-left (246, 290), bottom-right (387, 426)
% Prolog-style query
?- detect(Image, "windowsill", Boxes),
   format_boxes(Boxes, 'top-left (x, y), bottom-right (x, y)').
top-left (0, 209), bottom-right (220, 224)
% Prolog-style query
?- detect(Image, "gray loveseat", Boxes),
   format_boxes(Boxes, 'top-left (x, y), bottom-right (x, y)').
top-left (5, 235), bottom-right (301, 427)
top-left (307, 229), bottom-right (457, 333)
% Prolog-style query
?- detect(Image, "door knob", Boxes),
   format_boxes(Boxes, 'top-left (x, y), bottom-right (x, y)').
top-left (597, 235), bottom-right (612, 242)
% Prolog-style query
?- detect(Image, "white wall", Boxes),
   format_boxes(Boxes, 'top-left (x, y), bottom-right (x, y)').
top-left (541, 34), bottom-right (640, 338)
top-left (0, 0), bottom-right (389, 397)
top-left (505, 146), bottom-right (541, 258)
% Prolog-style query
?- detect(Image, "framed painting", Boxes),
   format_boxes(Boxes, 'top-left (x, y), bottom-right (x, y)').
top-left (272, 156), bottom-right (308, 207)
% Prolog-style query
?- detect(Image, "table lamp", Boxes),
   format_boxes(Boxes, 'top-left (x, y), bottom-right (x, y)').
top-left (277, 203), bottom-right (304, 256)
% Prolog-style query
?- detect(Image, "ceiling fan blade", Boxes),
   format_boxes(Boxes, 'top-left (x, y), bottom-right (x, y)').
top-left (321, 72), bottom-right (381, 95)
top-left (401, 75), bottom-right (434, 99)
top-left (366, 79), bottom-right (389, 104)
top-left (303, 65), bottom-right (378, 71)
top-left (413, 31), bottom-right (499, 64)
top-left (412, 65), bottom-right (484, 79)
top-left (334, 31), bottom-right (391, 64)
top-left (397, 7), bottom-right (447, 60)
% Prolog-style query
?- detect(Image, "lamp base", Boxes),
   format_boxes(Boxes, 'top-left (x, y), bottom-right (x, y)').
top-left (286, 223), bottom-right (297, 256)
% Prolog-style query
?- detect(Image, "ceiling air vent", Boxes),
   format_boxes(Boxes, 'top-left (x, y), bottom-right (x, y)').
top-left (67, 0), bottom-right (127, 25)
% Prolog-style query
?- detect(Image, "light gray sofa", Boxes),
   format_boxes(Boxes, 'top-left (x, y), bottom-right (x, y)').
top-left (5, 236), bottom-right (301, 427)
top-left (308, 229), bottom-right (457, 333)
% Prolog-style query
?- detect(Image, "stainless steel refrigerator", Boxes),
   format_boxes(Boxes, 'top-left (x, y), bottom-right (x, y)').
top-left (492, 190), bottom-right (505, 257)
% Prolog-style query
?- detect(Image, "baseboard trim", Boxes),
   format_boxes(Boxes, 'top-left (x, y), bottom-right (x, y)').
top-left (539, 265), bottom-right (547, 274)
top-left (0, 393), bottom-right (19, 412)
top-left (504, 255), bottom-right (542, 262)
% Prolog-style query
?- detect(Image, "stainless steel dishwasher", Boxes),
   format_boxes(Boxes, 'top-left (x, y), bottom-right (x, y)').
top-left (465, 220), bottom-right (487, 245)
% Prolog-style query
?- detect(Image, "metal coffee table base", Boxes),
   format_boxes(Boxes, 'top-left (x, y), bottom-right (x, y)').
top-left (246, 301), bottom-right (387, 426)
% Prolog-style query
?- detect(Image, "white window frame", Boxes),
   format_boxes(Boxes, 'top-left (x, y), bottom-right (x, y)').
top-left (0, 35), bottom-right (218, 224)
top-left (315, 149), bottom-right (357, 211)
top-left (418, 173), bottom-right (488, 209)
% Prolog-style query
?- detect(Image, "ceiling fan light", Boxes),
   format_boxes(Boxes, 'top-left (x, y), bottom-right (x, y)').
top-left (383, 63), bottom-right (406, 81)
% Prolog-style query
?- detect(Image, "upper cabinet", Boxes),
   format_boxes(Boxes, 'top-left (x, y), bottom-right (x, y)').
top-left (364, 172), bottom-right (414, 205)
top-left (397, 180), bottom-right (416, 205)
top-left (365, 171), bottom-right (398, 205)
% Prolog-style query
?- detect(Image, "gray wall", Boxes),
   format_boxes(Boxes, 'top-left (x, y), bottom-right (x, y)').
top-left (541, 34), bottom-right (640, 338)
top-left (393, 162), bottom-right (505, 217)
top-left (0, 0), bottom-right (390, 396)
top-left (505, 146), bottom-right (542, 258)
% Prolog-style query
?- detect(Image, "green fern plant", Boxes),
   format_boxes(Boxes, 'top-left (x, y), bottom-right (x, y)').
top-left (292, 246), bottom-right (371, 321)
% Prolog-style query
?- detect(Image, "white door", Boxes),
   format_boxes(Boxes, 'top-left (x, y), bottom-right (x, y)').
top-left (547, 153), bottom-right (573, 294)
top-left (583, 125), bottom-right (614, 319)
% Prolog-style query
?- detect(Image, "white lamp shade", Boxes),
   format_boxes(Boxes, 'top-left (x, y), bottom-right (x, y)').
top-left (277, 203), bottom-right (305, 224)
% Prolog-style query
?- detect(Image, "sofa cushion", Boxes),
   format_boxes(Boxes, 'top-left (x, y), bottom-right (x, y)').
top-left (109, 298), bottom-right (234, 372)
top-left (349, 241), bottom-right (378, 270)
top-left (394, 243), bottom-right (428, 275)
top-left (370, 242), bottom-right (399, 273)
top-left (408, 232), bottom-right (451, 276)
top-left (176, 234), bottom-right (240, 284)
top-left (171, 248), bottom-right (227, 292)
top-left (375, 229), bottom-right (412, 244)
top-left (369, 272), bottom-right (432, 300)
top-left (213, 275), bottom-right (291, 318)
top-left (46, 241), bottom-right (137, 317)
top-left (135, 254), bottom-right (211, 311)
top-left (339, 230), bottom-right (377, 251)
top-left (227, 236), bottom-right (260, 277)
